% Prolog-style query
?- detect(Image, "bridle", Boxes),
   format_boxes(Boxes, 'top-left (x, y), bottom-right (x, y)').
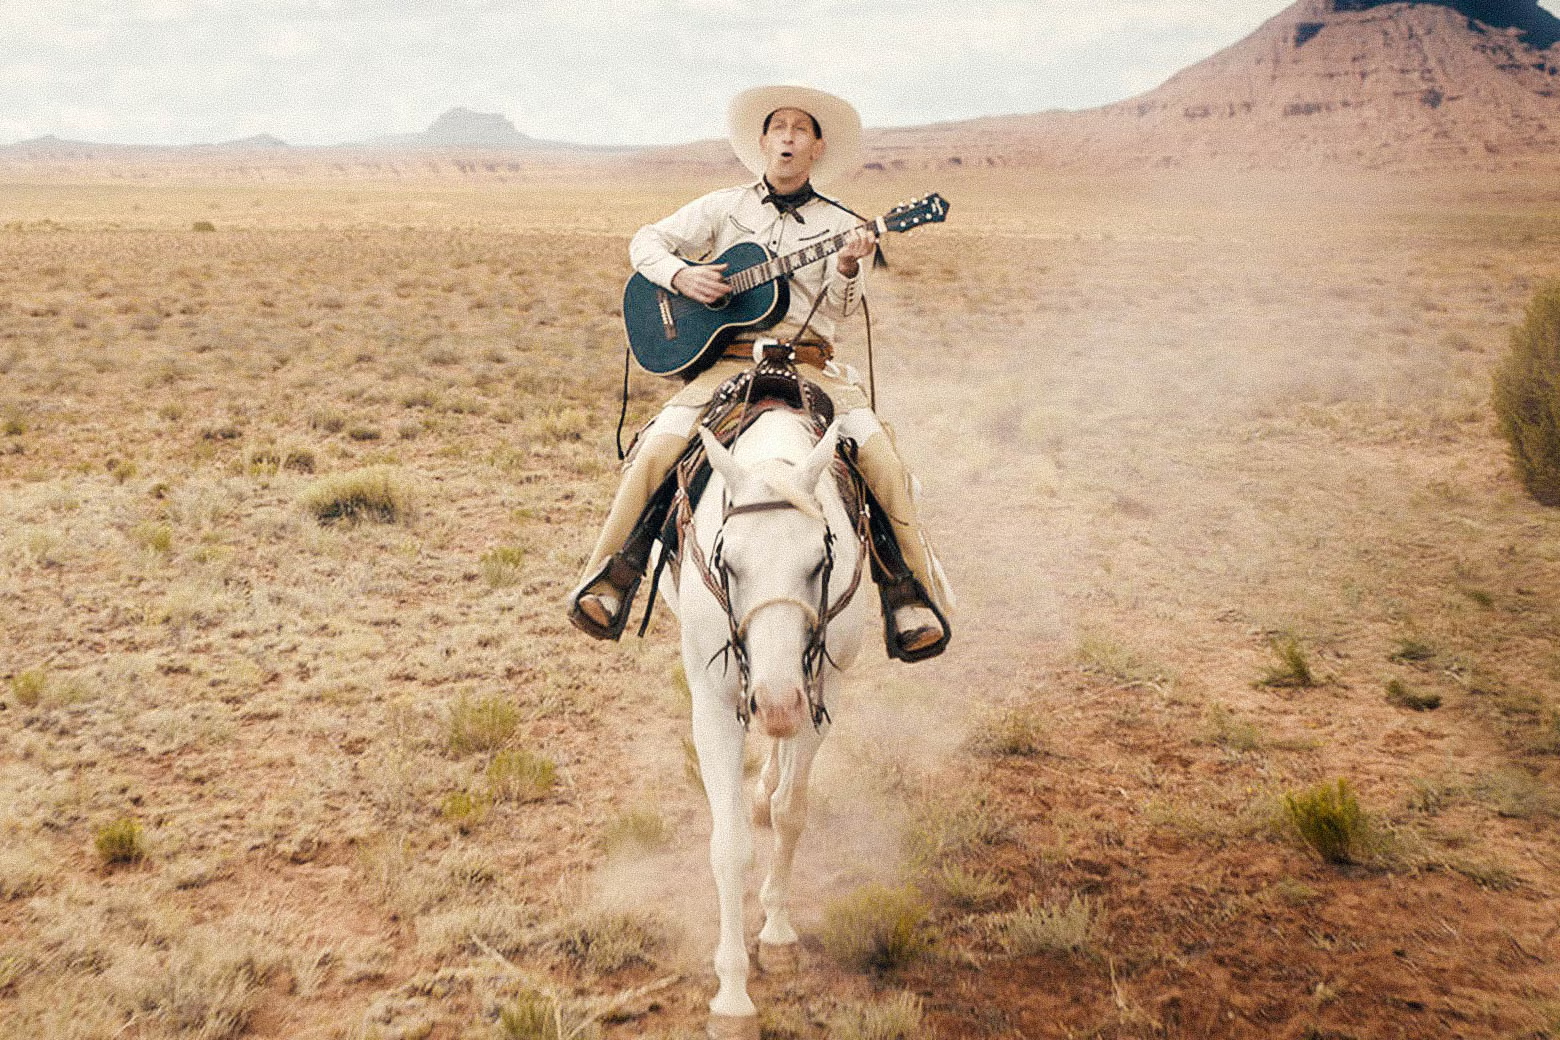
top-left (680, 463), bottom-right (869, 731)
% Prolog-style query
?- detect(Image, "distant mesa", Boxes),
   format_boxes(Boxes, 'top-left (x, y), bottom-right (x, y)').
top-left (367, 107), bottom-right (537, 148)
top-left (214, 133), bottom-right (289, 149)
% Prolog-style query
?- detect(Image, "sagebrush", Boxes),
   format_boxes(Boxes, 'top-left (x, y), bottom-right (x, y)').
top-left (1493, 279), bottom-right (1560, 506)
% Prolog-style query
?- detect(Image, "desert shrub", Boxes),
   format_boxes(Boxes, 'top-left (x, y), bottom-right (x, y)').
top-left (555, 910), bottom-right (663, 974)
top-left (95, 816), bottom-right (147, 865)
top-left (191, 220), bottom-right (216, 232)
top-left (485, 748), bottom-right (556, 803)
top-left (819, 883), bottom-right (932, 972)
top-left (445, 692), bottom-right (519, 755)
top-left (300, 466), bottom-right (414, 525)
top-left (346, 425), bottom-right (381, 441)
top-left (1283, 778), bottom-right (1367, 864)
top-left (480, 545), bottom-right (527, 588)
top-left (828, 992), bottom-right (928, 1040)
top-left (1493, 279), bottom-right (1560, 506)
top-left (10, 668), bottom-right (47, 707)
top-left (987, 893), bottom-right (1100, 957)
top-left (1258, 635), bottom-right (1316, 688)
top-left (1385, 678), bottom-right (1441, 711)
top-left (130, 522), bottom-right (174, 555)
top-left (440, 789), bottom-right (489, 832)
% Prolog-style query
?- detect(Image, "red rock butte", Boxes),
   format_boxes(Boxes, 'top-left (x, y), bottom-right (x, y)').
top-left (861, 0), bottom-right (1560, 172)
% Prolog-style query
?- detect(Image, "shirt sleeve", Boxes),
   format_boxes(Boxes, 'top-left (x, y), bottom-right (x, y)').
top-left (820, 220), bottom-right (867, 319)
top-left (628, 190), bottom-right (727, 293)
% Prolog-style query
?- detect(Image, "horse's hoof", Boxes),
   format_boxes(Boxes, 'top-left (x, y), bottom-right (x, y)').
top-left (757, 940), bottom-right (801, 976)
top-left (707, 1013), bottom-right (761, 1040)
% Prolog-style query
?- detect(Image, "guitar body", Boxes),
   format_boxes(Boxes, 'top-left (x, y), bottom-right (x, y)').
top-left (623, 241), bottom-right (789, 377)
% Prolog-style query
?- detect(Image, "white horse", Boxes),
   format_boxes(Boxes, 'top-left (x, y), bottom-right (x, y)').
top-left (668, 408), bottom-right (869, 1039)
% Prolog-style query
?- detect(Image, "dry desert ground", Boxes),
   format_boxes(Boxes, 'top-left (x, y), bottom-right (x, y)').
top-left (2, 166), bottom-right (1560, 1039)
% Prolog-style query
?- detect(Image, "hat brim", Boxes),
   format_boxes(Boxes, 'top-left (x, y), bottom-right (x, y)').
top-left (728, 85), bottom-right (862, 188)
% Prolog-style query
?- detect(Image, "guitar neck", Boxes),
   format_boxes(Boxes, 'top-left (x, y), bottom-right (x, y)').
top-left (725, 217), bottom-right (884, 295)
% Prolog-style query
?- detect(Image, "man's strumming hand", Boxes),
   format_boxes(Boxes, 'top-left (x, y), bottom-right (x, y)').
top-left (672, 264), bottom-right (730, 305)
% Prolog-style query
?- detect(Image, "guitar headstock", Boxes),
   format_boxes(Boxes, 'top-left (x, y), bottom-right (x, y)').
top-left (882, 193), bottom-right (949, 234)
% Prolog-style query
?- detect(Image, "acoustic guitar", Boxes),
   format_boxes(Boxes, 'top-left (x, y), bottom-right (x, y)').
top-left (623, 193), bottom-right (949, 377)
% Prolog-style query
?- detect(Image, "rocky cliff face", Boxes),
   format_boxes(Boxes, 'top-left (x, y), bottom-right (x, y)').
top-left (864, 0), bottom-right (1560, 170)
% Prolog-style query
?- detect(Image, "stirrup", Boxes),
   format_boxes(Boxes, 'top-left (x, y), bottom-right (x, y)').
top-left (567, 553), bottom-right (643, 641)
top-left (879, 576), bottom-right (951, 663)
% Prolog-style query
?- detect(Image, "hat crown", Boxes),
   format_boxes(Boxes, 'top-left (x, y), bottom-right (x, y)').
top-left (728, 85), bottom-right (862, 188)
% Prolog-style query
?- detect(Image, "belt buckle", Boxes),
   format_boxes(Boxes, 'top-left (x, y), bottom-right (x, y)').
top-left (752, 337), bottom-right (792, 365)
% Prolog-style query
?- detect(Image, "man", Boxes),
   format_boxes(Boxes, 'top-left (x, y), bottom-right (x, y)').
top-left (568, 84), bottom-right (953, 660)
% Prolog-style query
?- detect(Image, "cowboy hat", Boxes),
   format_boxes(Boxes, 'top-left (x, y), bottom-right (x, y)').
top-left (727, 84), bottom-right (862, 187)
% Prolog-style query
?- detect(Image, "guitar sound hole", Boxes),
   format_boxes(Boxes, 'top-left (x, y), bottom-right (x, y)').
top-left (707, 296), bottom-right (731, 312)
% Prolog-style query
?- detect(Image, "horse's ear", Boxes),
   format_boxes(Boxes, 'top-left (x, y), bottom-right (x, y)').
top-left (699, 426), bottom-right (746, 489)
top-left (798, 421), bottom-right (840, 497)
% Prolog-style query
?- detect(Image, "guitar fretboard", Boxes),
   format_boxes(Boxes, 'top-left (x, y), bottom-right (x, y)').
top-left (724, 222), bottom-right (876, 295)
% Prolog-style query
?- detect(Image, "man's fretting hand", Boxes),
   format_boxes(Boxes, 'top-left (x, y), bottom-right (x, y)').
top-left (672, 264), bottom-right (730, 305)
top-left (836, 227), bottom-right (878, 279)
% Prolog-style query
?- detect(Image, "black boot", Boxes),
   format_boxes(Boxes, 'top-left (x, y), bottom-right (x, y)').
top-left (862, 482), bottom-right (951, 663)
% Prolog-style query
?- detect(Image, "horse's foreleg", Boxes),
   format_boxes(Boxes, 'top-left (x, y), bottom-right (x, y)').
top-left (757, 724), bottom-right (824, 951)
top-left (751, 740), bottom-right (780, 828)
top-left (692, 695), bottom-right (756, 1021)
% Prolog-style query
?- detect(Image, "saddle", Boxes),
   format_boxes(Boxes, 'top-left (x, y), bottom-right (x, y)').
top-left (588, 355), bottom-right (949, 662)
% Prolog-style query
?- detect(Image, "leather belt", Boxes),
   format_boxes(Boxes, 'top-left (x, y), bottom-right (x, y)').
top-left (725, 337), bottom-right (834, 368)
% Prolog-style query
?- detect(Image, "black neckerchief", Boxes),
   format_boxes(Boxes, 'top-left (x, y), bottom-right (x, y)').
top-left (760, 179), bottom-right (817, 223)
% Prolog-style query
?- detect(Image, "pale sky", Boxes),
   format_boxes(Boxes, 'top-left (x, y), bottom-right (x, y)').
top-left (4, 0), bottom-right (1559, 147)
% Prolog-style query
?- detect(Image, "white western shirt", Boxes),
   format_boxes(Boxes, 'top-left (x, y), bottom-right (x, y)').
top-left (629, 180), bottom-right (867, 344)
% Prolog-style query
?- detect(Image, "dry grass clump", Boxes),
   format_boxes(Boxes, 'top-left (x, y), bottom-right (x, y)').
top-left (965, 703), bottom-right (1047, 757)
top-left (486, 748), bottom-right (557, 803)
top-left (1492, 279), bottom-right (1560, 506)
top-left (445, 692), bottom-right (520, 755)
top-left (1388, 638), bottom-right (1436, 664)
top-left (0, 846), bottom-right (52, 899)
top-left (1385, 678), bottom-right (1441, 711)
top-left (1258, 634), bottom-right (1317, 688)
top-left (1076, 632), bottom-right (1167, 687)
top-left (601, 808), bottom-right (669, 854)
top-left (928, 862), bottom-right (1009, 910)
top-left (1283, 778), bottom-right (1368, 864)
top-left (129, 521), bottom-right (174, 555)
top-left (9, 667), bottom-right (48, 707)
top-left (440, 789), bottom-right (490, 833)
top-left (481, 545), bottom-right (527, 588)
top-left (1203, 702), bottom-right (1263, 753)
top-left (904, 788), bottom-right (1011, 869)
top-left (819, 883), bottom-right (933, 973)
top-left (985, 893), bottom-right (1101, 958)
top-left (554, 909), bottom-right (665, 974)
top-left (300, 466), bottom-right (414, 525)
top-left (827, 991), bottom-right (929, 1040)
top-left (497, 988), bottom-right (600, 1040)
top-left (94, 816), bottom-right (147, 866)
